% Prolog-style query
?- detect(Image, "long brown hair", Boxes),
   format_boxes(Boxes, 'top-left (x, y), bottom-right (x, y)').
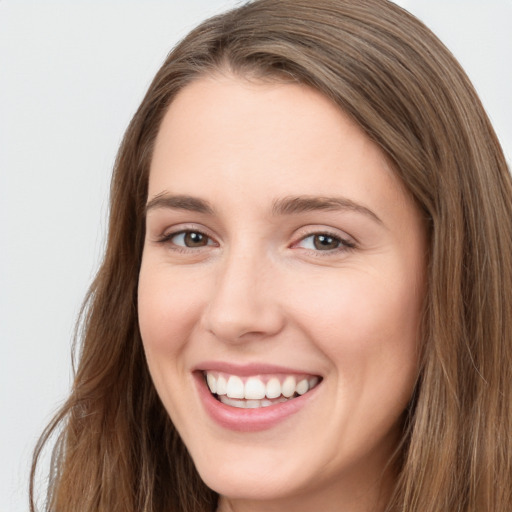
top-left (31, 1), bottom-right (512, 511)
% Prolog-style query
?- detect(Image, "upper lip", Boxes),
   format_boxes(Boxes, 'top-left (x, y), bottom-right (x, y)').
top-left (193, 361), bottom-right (320, 377)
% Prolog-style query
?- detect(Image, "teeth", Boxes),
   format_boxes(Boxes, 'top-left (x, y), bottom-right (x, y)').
top-left (220, 396), bottom-right (245, 408)
top-left (206, 373), bottom-right (217, 394)
top-left (219, 396), bottom-right (293, 409)
top-left (244, 377), bottom-right (266, 399)
top-left (226, 375), bottom-right (244, 399)
top-left (216, 375), bottom-right (227, 396)
top-left (265, 377), bottom-right (281, 399)
top-left (296, 378), bottom-right (309, 395)
top-left (205, 371), bottom-right (321, 403)
top-left (282, 376), bottom-right (296, 398)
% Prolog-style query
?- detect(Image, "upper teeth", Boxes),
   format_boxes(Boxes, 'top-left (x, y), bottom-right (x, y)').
top-left (205, 372), bottom-right (320, 400)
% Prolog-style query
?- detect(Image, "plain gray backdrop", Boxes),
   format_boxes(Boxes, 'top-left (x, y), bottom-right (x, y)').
top-left (1, 1), bottom-right (511, 511)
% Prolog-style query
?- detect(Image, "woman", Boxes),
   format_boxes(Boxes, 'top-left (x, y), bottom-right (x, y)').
top-left (31, 1), bottom-right (512, 511)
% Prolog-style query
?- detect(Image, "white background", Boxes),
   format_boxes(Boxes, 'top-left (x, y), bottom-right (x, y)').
top-left (1, 1), bottom-right (511, 511)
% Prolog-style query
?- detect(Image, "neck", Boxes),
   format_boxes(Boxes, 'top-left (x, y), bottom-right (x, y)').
top-left (216, 469), bottom-right (395, 512)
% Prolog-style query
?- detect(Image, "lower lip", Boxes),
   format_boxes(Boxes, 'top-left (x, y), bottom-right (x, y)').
top-left (194, 372), bottom-right (319, 432)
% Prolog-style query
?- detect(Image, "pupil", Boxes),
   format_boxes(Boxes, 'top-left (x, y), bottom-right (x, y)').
top-left (314, 234), bottom-right (339, 250)
top-left (185, 232), bottom-right (206, 247)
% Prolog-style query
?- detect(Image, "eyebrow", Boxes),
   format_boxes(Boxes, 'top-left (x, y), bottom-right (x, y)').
top-left (145, 193), bottom-right (214, 215)
top-left (145, 192), bottom-right (382, 224)
top-left (272, 195), bottom-right (383, 224)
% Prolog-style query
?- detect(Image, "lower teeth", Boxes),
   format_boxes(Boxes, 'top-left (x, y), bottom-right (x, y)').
top-left (217, 394), bottom-right (296, 409)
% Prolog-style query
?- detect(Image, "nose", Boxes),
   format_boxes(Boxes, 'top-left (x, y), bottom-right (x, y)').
top-left (201, 250), bottom-right (285, 343)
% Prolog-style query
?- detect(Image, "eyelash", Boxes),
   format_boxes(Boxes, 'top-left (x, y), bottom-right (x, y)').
top-left (294, 232), bottom-right (356, 254)
top-left (156, 229), bottom-right (356, 255)
top-left (156, 229), bottom-right (216, 253)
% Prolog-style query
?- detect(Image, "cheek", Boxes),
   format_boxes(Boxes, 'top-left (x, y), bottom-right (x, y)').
top-left (137, 264), bottom-right (206, 423)
top-left (138, 263), bottom-right (203, 356)
top-left (290, 265), bottom-right (423, 383)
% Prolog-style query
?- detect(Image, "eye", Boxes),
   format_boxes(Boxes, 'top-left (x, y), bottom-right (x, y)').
top-left (165, 230), bottom-right (215, 248)
top-left (296, 233), bottom-right (354, 252)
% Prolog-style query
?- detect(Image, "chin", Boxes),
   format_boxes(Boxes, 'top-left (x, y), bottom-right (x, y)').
top-left (197, 462), bottom-right (305, 502)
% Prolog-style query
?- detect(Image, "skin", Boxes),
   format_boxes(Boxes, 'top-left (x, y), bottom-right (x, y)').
top-left (138, 74), bottom-right (427, 512)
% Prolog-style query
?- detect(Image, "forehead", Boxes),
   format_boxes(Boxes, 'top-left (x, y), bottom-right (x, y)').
top-left (148, 74), bottom-right (413, 221)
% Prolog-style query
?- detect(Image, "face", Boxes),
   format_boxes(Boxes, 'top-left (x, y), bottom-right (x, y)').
top-left (138, 75), bottom-right (427, 511)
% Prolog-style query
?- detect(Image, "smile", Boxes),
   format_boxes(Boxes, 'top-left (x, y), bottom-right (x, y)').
top-left (204, 371), bottom-right (321, 409)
